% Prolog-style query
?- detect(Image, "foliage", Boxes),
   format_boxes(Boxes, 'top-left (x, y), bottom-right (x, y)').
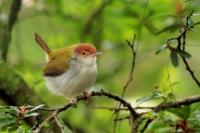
top-left (0, 105), bottom-right (45, 133)
top-left (0, 0), bottom-right (200, 132)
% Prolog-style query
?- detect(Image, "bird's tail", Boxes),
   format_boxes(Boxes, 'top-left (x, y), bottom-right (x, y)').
top-left (34, 33), bottom-right (51, 55)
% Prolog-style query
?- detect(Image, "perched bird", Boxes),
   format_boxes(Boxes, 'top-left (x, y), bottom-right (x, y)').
top-left (34, 33), bottom-right (100, 102)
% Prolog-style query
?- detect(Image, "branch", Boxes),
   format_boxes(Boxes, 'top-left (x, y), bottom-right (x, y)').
top-left (180, 57), bottom-right (200, 87)
top-left (114, 116), bottom-right (130, 122)
top-left (154, 95), bottom-right (200, 112)
top-left (54, 116), bottom-right (64, 133)
top-left (33, 90), bottom-right (139, 132)
top-left (91, 105), bottom-right (154, 112)
top-left (121, 34), bottom-right (137, 97)
top-left (92, 105), bottom-right (128, 112)
top-left (140, 119), bottom-right (153, 133)
top-left (132, 95), bottom-right (200, 132)
top-left (0, 0), bottom-right (21, 61)
top-left (166, 13), bottom-right (200, 88)
top-left (114, 34), bottom-right (137, 132)
top-left (91, 94), bottom-right (200, 114)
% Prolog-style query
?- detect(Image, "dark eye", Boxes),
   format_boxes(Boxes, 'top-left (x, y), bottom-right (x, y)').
top-left (81, 51), bottom-right (86, 55)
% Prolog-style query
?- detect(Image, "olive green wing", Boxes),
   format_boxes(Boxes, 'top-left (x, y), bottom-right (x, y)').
top-left (43, 47), bottom-right (74, 77)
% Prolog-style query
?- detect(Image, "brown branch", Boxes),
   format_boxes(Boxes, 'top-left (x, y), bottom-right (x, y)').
top-left (114, 116), bottom-right (130, 122)
top-left (154, 95), bottom-right (200, 112)
top-left (132, 95), bottom-right (200, 132)
top-left (127, 95), bottom-right (200, 114)
top-left (33, 90), bottom-right (139, 132)
top-left (0, 0), bottom-right (21, 60)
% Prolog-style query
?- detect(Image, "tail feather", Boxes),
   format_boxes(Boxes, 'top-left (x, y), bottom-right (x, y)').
top-left (34, 33), bottom-right (51, 54)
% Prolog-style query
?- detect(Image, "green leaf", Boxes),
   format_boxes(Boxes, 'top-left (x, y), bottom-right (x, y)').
top-left (8, 124), bottom-right (18, 132)
top-left (170, 50), bottom-right (179, 67)
top-left (187, 18), bottom-right (194, 27)
top-left (177, 50), bottom-right (191, 58)
top-left (29, 104), bottom-right (45, 112)
top-left (167, 106), bottom-right (191, 119)
top-left (155, 44), bottom-right (167, 55)
top-left (0, 106), bottom-right (18, 117)
top-left (0, 118), bottom-right (17, 129)
top-left (136, 91), bottom-right (165, 105)
top-left (25, 112), bottom-right (39, 118)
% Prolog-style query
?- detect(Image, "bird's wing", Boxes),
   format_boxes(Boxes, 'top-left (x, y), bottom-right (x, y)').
top-left (43, 48), bottom-right (73, 77)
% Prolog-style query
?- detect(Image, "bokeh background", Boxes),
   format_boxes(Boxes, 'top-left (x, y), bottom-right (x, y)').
top-left (1, 0), bottom-right (200, 132)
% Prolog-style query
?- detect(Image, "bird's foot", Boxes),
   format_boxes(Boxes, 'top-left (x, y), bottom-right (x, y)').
top-left (83, 91), bottom-right (91, 102)
top-left (68, 97), bottom-right (77, 108)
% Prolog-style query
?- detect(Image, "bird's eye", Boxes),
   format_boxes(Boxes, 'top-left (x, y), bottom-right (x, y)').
top-left (81, 51), bottom-right (87, 56)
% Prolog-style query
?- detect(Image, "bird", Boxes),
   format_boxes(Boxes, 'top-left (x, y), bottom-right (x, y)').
top-left (34, 33), bottom-right (100, 103)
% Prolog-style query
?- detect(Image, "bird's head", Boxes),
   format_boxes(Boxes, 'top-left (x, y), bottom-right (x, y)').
top-left (73, 43), bottom-right (101, 65)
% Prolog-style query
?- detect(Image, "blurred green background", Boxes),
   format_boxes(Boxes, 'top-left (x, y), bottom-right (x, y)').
top-left (1, 0), bottom-right (200, 132)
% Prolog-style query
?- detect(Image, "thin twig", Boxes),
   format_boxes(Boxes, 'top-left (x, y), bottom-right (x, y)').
top-left (181, 56), bottom-right (200, 87)
top-left (114, 116), bottom-right (130, 122)
top-left (114, 34), bottom-right (137, 133)
top-left (166, 64), bottom-right (177, 101)
top-left (121, 35), bottom-right (137, 97)
top-left (134, 106), bottom-right (154, 110)
top-left (166, 13), bottom-right (200, 88)
top-left (92, 105), bottom-right (128, 112)
top-left (54, 116), bottom-right (65, 133)
top-left (91, 105), bottom-right (154, 111)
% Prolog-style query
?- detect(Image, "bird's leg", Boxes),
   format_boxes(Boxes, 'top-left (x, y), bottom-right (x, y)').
top-left (83, 90), bottom-right (91, 102)
top-left (67, 97), bottom-right (77, 108)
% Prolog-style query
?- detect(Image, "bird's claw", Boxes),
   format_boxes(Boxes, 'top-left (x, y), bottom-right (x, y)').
top-left (83, 91), bottom-right (91, 102)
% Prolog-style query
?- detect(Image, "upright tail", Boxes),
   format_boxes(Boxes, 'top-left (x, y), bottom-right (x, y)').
top-left (34, 33), bottom-right (51, 55)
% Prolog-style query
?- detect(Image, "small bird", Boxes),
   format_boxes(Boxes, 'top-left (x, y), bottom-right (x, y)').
top-left (34, 33), bottom-right (100, 102)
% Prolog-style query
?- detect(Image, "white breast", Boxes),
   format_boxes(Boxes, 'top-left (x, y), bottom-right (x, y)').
top-left (44, 56), bottom-right (97, 98)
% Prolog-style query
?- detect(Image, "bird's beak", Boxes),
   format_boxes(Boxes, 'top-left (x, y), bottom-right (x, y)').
top-left (95, 52), bottom-right (102, 56)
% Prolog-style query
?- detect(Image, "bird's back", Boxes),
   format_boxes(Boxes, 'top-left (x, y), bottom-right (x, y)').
top-left (43, 45), bottom-right (76, 77)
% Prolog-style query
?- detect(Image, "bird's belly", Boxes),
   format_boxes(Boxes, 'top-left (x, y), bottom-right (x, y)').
top-left (44, 65), bottom-right (97, 97)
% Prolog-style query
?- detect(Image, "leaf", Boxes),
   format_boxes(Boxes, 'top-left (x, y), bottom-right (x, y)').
top-left (25, 112), bottom-right (39, 118)
top-left (170, 50), bottom-right (179, 67)
top-left (0, 106), bottom-right (18, 116)
top-left (177, 50), bottom-right (191, 58)
top-left (167, 106), bottom-right (191, 119)
top-left (187, 18), bottom-right (194, 27)
top-left (29, 104), bottom-right (45, 112)
top-left (155, 44), bottom-right (167, 55)
top-left (0, 118), bottom-right (17, 129)
top-left (136, 91), bottom-right (165, 105)
top-left (8, 125), bottom-right (18, 132)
